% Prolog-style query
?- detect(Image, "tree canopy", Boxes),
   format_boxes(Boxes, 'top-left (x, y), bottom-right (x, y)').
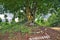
top-left (0, 0), bottom-right (60, 26)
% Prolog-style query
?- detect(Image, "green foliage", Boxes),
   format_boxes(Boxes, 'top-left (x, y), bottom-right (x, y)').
top-left (0, 22), bottom-right (31, 34)
top-left (0, 18), bottom-right (2, 22)
top-left (48, 13), bottom-right (57, 25)
top-left (0, 0), bottom-right (60, 27)
top-left (36, 19), bottom-right (50, 27)
top-left (20, 26), bottom-right (31, 34)
top-left (35, 12), bottom-right (58, 27)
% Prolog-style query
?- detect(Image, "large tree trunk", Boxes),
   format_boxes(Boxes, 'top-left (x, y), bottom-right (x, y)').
top-left (25, 0), bottom-right (33, 23)
top-left (25, 6), bottom-right (34, 26)
top-left (25, 0), bottom-right (37, 26)
top-left (26, 7), bottom-right (33, 22)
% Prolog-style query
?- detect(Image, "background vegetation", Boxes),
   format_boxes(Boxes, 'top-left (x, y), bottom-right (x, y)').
top-left (0, 0), bottom-right (60, 34)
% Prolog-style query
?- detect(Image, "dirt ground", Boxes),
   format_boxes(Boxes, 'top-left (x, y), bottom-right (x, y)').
top-left (0, 27), bottom-right (60, 40)
top-left (51, 27), bottom-right (60, 32)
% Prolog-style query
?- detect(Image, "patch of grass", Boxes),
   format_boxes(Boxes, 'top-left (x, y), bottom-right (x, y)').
top-left (0, 22), bottom-right (31, 34)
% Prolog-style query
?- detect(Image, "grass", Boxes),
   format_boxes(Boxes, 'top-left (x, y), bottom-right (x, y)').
top-left (0, 22), bottom-right (31, 35)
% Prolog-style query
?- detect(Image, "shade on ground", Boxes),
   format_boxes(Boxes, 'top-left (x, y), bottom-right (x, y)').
top-left (24, 27), bottom-right (60, 40)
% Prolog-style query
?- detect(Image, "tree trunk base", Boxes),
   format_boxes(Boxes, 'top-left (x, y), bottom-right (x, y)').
top-left (25, 21), bottom-right (40, 27)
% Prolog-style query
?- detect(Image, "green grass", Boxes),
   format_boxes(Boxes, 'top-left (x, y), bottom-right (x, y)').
top-left (0, 22), bottom-right (31, 34)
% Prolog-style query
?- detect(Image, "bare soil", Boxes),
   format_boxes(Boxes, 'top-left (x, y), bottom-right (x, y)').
top-left (0, 27), bottom-right (60, 40)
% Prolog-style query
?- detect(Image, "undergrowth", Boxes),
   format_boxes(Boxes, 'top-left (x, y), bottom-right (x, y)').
top-left (0, 22), bottom-right (31, 35)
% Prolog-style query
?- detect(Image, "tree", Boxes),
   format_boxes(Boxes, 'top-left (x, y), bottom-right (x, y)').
top-left (1, 0), bottom-right (60, 26)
